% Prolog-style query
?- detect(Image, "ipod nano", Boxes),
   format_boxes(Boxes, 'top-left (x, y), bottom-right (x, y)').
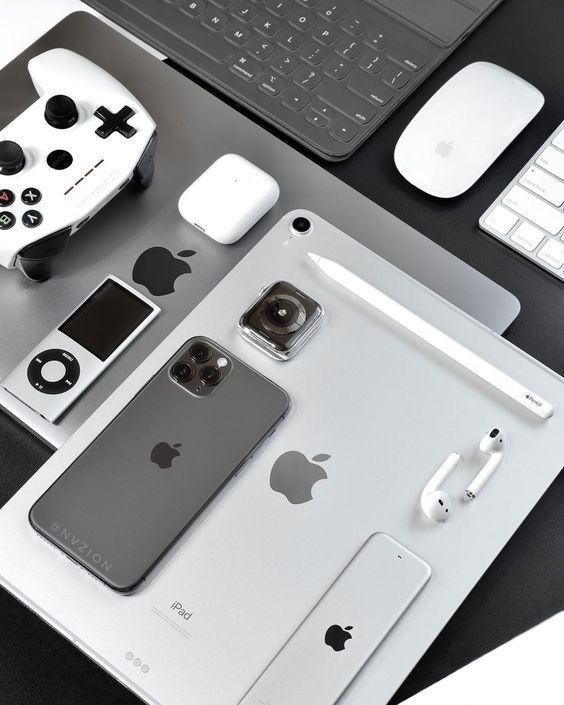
top-left (239, 533), bottom-right (431, 705)
top-left (1, 276), bottom-right (159, 422)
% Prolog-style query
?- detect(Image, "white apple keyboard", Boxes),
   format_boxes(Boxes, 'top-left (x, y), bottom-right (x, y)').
top-left (480, 120), bottom-right (564, 279)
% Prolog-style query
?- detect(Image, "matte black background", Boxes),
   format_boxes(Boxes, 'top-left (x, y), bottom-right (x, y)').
top-left (1, 0), bottom-right (564, 703)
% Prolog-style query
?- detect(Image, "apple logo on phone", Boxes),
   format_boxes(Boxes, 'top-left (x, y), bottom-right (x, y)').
top-left (270, 451), bottom-right (330, 504)
top-left (325, 625), bottom-right (353, 652)
top-left (151, 442), bottom-right (183, 469)
top-left (132, 247), bottom-right (196, 296)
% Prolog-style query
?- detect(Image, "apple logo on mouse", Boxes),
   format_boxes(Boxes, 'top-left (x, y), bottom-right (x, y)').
top-left (435, 140), bottom-right (454, 158)
top-left (132, 247), bottom-right (196, 296)
top-left (270, 451), bottom-right (330, 504)
top-left (325, 625), bottom-right (353, 652)
top-left (151, 442), bottom-right (183, 470)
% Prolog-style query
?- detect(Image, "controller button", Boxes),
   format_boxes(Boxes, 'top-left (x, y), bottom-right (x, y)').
top-left (21, 187), bottom-right (41, 205)
top-left (0, 211), bottom-right (16, 230)
top-left (94, 105), bottom-right (137, 139)
top-left (47, 149), bottom-right (73, 170)
top-left (0, 140), bottom-right (25, 175)
top-left (27, 348), bottom-right (80, 395)
top-left (0, 189), bottom-right (15, 207)
top-left (22, 210), bottom-right (43, 228)
top-left (45, 95), bottom-right (79, 129)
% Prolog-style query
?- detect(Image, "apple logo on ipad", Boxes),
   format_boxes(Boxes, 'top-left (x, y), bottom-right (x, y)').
top-left (132, 247), bottom-right (196, 296)
top-left (151, 442), bottom-right (183, 469)
top-left (435, 140), bottom-right (454, 158)
top-left (325, 625), bottom-right (353, 652)
top-left (270, 451), bottom-right (330, 504)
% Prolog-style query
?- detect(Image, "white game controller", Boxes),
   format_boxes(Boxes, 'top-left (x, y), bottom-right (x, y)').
top-left (0, 48), bottom-right (157, 281)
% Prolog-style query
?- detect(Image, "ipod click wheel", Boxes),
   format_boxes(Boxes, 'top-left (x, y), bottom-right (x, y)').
top-left (1, 276), bottom-right (159, 422)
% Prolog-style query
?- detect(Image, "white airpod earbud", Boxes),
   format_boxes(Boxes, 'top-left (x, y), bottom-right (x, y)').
top-left (420, 452), bottom-right (462, 523)
top-left (464, 427), bottom-right (505, 501)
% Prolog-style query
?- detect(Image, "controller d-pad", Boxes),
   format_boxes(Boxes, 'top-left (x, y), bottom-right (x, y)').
top-left (94, 105), bottom-right (137, 139)
top-left (27, 348), bottom-right (80, 395)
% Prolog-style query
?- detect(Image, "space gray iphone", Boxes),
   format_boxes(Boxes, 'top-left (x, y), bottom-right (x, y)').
top-left (29, 337), bottom-right (290, 593)
top-left (239, 533), bottom-right (431, 705)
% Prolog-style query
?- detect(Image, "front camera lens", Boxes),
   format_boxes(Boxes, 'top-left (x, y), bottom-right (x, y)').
top-left (200, 365), bottom-right (222, 386)
top-left (189, 342), bottom-right (212, 364)
top-left (171, 361), bottom-right (194, 383)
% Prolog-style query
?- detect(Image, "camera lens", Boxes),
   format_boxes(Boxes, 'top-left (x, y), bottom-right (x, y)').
top-left (189, 342), bottom-right (212, 364)
top-left (259, 293), bottom-right (306, 335)
top-left (200, 365), bottom-right (222, 386)
top-left (291, 217), bottom-right (312, 235)
top-left (171, 361), bottom-right (194, 383)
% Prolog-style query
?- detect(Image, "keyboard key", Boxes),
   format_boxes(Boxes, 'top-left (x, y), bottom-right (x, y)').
top-left (519, 166), bottom-right (564, 207)
top-left (319, 80), bottom-right (376, 124)
top-left (358, 51), bottom-right (385, 74)
top-left (324, 57), bottom-right (350, 80)
top-left (536, 146), bottom-right (564, 181)
top-left (294, 67), bottom-right (321, 90)
top-left (296, 0), bottom-right (318, 7)
top-left (277, 29), bottom-right (304, 50)
top-left (311, 100), bottom-right (334, 120)
top-left (335, 37), bottom-right (362, 60)
top-left (330, 116), bottom-right (359, 142)
top-left (271, 51), bottom-right (297, 74)
top-left (484, 205), bottom-right (518, 235)
top-left (179, 0), bottom-right (207, 17)
top-left (300, 41), bottom-right (328, 65)
top-left (510, 221), bottom-right (545, 251)
top-left (364, 28), bottom-right (392, 51)
top-left (341, 14), bottom-right (367, 35)
top-left (258, 71), bottom-right (287, 95)
top-left (232, 1), bottom-right (257, 20)
top-left (229, 52), bottom-right (262, 80)
top-left (265, 0), bottom-right (291, 14)
top-left (386, 44), bottom-right (428, 71)
top-left (537, 238), bottom-right (564, 269)
top-left (210, 0), bottom-right (233, 8)
top-left (381, 65), bottom-right (409, 89)
top-left (317, 1), bottom-right (344, 22)
top-left (253, 14), bottom-right (280, 34)
top-left (282, 87), bottom-right (310, 111)
top-left (553, 129), bottom-right (564, 151)
top-left (248, 37), bottom-right (275, 59)
top-left (288, 9), bottom-right (315, 30)
top-left (312, 23), bottom-right (339, 44)
top-left (202, 9), bottom-right (229, 29)
top-left (347, 70), bottom-right (393, 106)
top-left (305, 108), bottom-right (329, 127)
top-left (225, 23), bottom-right (252, 44)
top-left (502, 186), bottom-right (564, 236)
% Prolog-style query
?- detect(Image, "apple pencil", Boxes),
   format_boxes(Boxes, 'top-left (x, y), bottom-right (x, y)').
top-left (308, 252), bottom-right (553, 421)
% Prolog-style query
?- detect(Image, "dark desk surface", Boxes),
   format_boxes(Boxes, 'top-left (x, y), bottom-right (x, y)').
top-left (2, 0), bottom-right (564, 703)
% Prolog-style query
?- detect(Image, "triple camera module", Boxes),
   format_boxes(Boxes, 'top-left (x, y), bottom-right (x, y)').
top-left (170, 338), bottom-right (231, 397)
top-left (239, 281), bottom-right (324, 360)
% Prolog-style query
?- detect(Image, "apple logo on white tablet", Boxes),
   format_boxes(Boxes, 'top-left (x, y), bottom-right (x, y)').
top-left (435, 140), bottom-right (454, 158)
top-left (325, 625), bottom-right (353, 652)
top-left (269, 451), bottom-right (330, 504)
top-left (132, 247), bottom-right (196, 296)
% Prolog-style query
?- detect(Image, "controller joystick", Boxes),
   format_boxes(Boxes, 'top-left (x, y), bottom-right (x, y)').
top-left (0, 140), bottom-right (25, 175)
top-left (44, 95), bottom-right (79, 129)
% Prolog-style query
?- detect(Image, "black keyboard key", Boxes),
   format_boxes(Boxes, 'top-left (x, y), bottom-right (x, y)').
top-left (317, 1), bottom-right (344, 22)
top-left (347, 70), bottom-right (393, 106)
top-left (364, 27), bottom-right (392, 50)
top-left (305, 108), bottom-right (329, 127)
top-left (323, 57), bottom-right (350, 80)
top-left (225, 23), bottom-right (252, 44)
top-left (288, 9), bottom-right (316, 30)
top-left (232, 1), bottom-right (257, 21)
top-left (300, 41), bottom-right (328, 65)
top-left (386, 44), bottom-right (428, 72)
top-left (381, 65), bottom-right (409, 89)
top-left (335, 37), bottom-right (362, 60)
top-left (253, 13), bottom-right (280, 34)
top-left (330, 116), bottom-right (359, 142)
top-left (258, 71), bottom-right (287, 95)
top-left (271, 51), bottom-right (297, 74)
top-left (358, 51), bottom-right (385, 74)
top-left (179, 0), bottom-right (207, 17)
top-left (209, 0), bottom-right (233, 8)
top-left (229, 52), bottom-right (262, 80)
top-left (311, 100), bottom-right (334, 120)
top-left (265, 0), bottom-right (291, 15)
top-left (277, 28), bottom-right (304, 50)
top-left (282, 87), bottom-right (310, 111)
top-left (341, 14), bottom-right (367, 35)
top-left (296, 0), bottom-right (318, 7)
top-left (318, 78), bottom-right (376, 124)
top-left (312, 22), bottom-right (339, 44)
top-left (202, 8), bottom-right (229, 30)
top-left (294, 67), bottom-right (322, 90)
top-left (248, 37), bottom-right (275, 59)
